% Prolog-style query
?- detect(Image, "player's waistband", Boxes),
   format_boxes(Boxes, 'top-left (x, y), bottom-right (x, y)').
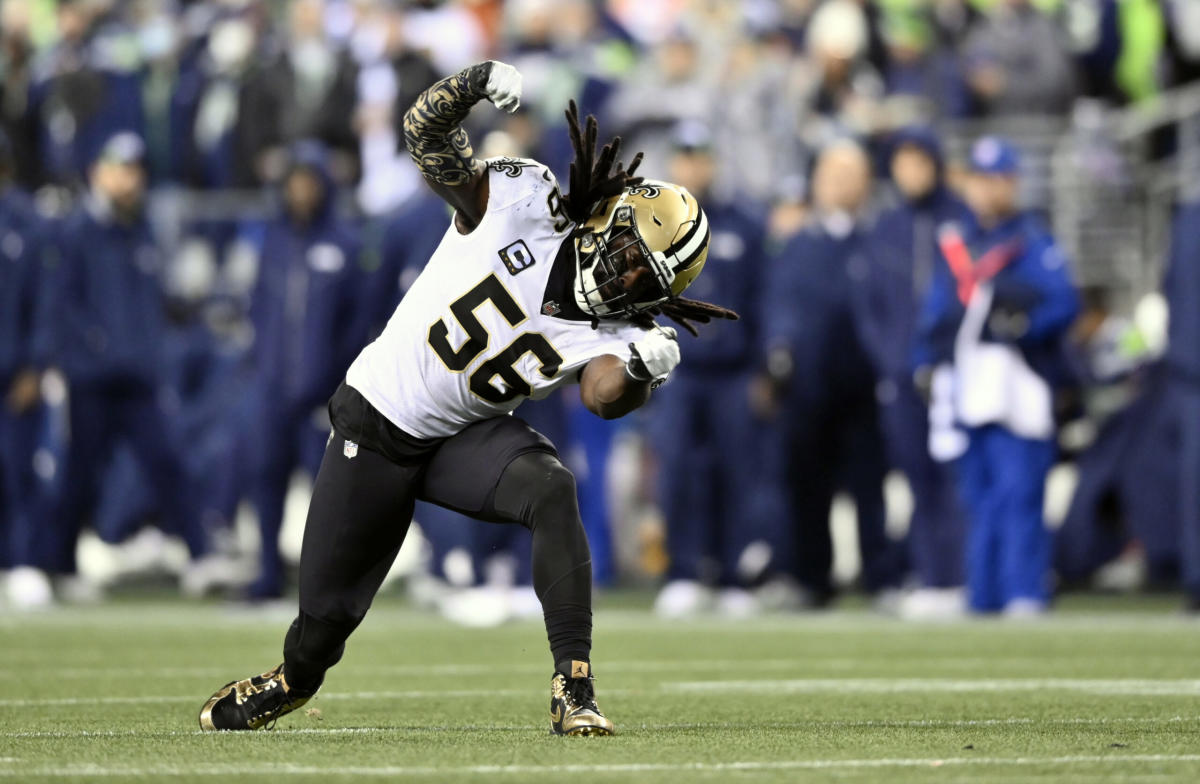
top-left (328, 381), bottom-right (445, 465)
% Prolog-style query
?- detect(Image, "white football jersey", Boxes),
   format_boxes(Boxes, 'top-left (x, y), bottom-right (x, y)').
top-left (346, 157), bottom-right (647, 439)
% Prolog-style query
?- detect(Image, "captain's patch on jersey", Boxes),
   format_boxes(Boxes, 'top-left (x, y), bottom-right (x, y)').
top-left (499, 240), bottom-right (536, 275)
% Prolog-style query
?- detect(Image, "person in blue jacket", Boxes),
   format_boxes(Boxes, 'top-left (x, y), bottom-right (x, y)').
top-left (27, 2), bottom-right (146, 186)
top-left (362, 190), bottom-right (450, 342)
top-left (915, 136), bottom-right (1080, 615)
top-left (643, 122), bottom-right (782, 617)
top-left (861, 127), bottom-right (971, 607)
top-left (1159, 199), bottom-right (1200, 611)
top-left (243, 140), bottom-right (367, 599)
top-left (1055, 362), bottom-right (1178, 589)
top-left (0, 129), bottom-right (51, 582)
top-left (35, 132), bottom-right (209, 579)
top-left (761, 139), bottom-right (903, 608)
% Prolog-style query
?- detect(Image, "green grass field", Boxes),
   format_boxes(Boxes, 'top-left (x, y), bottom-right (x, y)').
top-left (2, 593), bottom-right (1199, 783)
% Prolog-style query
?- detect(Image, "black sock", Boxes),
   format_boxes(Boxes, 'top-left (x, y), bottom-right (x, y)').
top-left (540, 559), bottom-right (592, 670)
top-left (282, 612), bottom-right (350, 694)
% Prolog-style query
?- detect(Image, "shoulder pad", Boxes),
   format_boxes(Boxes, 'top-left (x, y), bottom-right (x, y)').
top-left (483, 157), bottom-right (560, 212)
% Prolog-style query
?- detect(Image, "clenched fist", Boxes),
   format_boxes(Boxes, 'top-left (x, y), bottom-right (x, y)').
top-left (627, 327), bottom-right (680, 386)
top-left (482, 61), bottom-right (522, 113)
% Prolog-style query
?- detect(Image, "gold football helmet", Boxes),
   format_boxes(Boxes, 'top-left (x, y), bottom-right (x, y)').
top-left (572, 180), bottom-right (710, 319)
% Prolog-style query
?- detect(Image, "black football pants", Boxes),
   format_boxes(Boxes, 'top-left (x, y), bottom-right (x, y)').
top-left (282, 420), bottom-right (593, 693)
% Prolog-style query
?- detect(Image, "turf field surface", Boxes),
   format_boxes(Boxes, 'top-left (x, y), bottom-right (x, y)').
top-left (2, 594), bottom-right (1199, 783)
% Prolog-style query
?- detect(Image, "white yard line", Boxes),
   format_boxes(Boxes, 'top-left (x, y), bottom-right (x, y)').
top-left (8, 677), bottom-right (1200, 707)
top-left (0, 688), bottom-right (530, 707)
top-left (0, 657), bottom-right (1090, 679)
top-left (0, 659), bottom-right (824, 679)
top-left (2, 755), bottom-right (1200, 777)
top-left (4, 606), bottom-right (1200, 634)
top-left (1, 727), bottom-right (535, 738)
top-left (2, 716), bottom-right (1195, 739)
top-left (668, 678), bottom-right (1200, 696)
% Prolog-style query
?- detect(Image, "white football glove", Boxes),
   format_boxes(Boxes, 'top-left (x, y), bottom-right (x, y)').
top-left (484, 61), bottom-right (522, 113)
top-left (627, 327), bottom-right (680, 386)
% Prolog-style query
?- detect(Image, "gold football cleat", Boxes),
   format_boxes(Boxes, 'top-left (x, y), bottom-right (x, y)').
top-left (199, 663), bottom-right (314, 731)
top-left (549, 661), bottom-right (614, 736)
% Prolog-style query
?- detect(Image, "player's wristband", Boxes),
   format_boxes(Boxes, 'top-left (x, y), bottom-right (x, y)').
top-left (464, 62), bottom-right (492, 96)
top-left (626, 351), bottom-right (665, 389)
top-left (625, 360), bottom-right (652, 383)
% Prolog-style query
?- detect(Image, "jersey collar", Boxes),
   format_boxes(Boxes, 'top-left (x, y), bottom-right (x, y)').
top-left (541, 236), bottom-right (594, 323)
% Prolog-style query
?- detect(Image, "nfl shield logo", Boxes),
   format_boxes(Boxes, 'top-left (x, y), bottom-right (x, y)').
top-left (343, 440), bottom-right (359, 459)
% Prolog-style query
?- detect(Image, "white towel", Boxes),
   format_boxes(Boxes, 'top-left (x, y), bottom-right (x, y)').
top-left (952, 283), bottom-right (1054, 440)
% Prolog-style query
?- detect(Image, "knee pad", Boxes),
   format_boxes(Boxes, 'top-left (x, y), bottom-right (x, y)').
top-left (492, 452), bottom-right (580, 531)
top-left (523, 457), bottom-right (578, 525)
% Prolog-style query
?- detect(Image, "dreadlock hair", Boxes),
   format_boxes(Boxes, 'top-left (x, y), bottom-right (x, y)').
top-left (632, 296), bottom-right (740, 338)
top-left (562, 101), bottom-right (740, 337)
top-left (562, 100), bottom-right (643, 225)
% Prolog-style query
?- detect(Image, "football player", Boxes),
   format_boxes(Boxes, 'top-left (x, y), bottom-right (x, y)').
top-left (198, 61), bottom-right (737, 736)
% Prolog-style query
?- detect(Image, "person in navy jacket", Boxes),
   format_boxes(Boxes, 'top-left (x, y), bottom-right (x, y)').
top-left (915, 136), bottom-right (1080, 614)
top-left (761, 139), bottom-right (903, 607)
top-left (35, 133), bottom-right (209, 579)
top-left (645, 122), bottom-right (783, 617)
top-left (361, 191), bottom-right (450, 343)
top-left (0, 129), bottom-right (51, 583)
top-left (860, 127), bottom-right (971, 611)
top-left (243, 140), bottom-right (366, 599)
top-left (1159, 199), bottom-right (1200, 611)
top-left (27, 4), bottom-right (146, 187)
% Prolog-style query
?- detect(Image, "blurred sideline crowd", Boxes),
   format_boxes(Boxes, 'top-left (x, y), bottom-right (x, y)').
top-left (3, 0), bottom-right (1200, 622)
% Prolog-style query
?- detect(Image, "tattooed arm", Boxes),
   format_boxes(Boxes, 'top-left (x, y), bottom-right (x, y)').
top-left (403, 61), bottom-right (522, 232)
